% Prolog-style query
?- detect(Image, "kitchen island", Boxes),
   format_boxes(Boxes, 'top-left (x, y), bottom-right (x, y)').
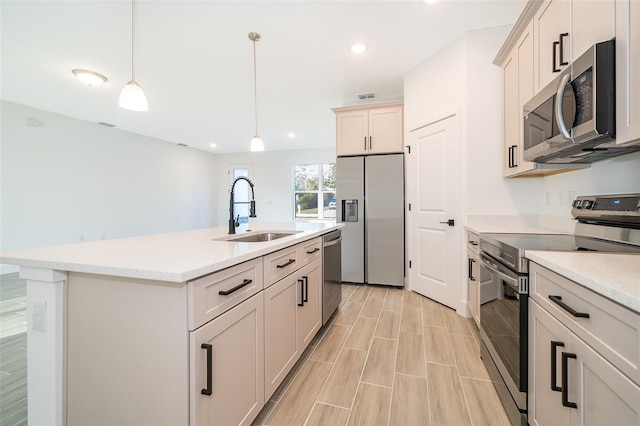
top-left (0, 221), bottom-right (340, 425)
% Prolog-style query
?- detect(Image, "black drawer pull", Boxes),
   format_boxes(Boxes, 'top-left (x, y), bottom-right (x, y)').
top-left (303, 276), bottom-right (309, 302)
top-left (468, 258), bottom-right (476, 281)
top-left (277, 258), bottom-right (296, 269)
top-left (549, 295), bottom-right (590, 318)
top-left (201, 343), bottom-right (213, 396)
top-left (218, 279), bottom-right (252, 296)
top-left (298, 279), bottom-right (305, 306)
top-left (306, 247), bottom-right (320, 254)
top-left (551, 341), bottom-right (565, 392)
top-left (561, 352), bottom-right (578, 409)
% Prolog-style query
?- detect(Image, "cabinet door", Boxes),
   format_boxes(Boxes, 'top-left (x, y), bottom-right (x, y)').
top-left (368, 106), bottom-right (403, 154)
top-left (503, 23), bottom-right (536, 177)
top-left (190, 292), bottom-right (264, 426)
top-left (502, 52), bottom-right (519, 176)
top-left (534, 0), bottom-right (570, 91)
top-left (264, 275), bottom-right (299, 399)
top-left (529, 300), bottom-right (572, 426)
top-left (297, 259), bottom-right (322, 350)
top-left (615, 0), bottom-right (640, 146)
top-left (571, 0), bottom-right (614, 59)
top-left (336, 109), bottom-right (368, 156)
top-left (569, 336), bottom-right (640, 425)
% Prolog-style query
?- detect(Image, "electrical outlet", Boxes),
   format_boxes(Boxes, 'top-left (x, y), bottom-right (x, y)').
top-left (32, 301), bottom-right (46, 332)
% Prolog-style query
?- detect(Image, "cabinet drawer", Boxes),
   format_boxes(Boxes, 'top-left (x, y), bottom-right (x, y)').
top-left (530, 263), bottom-right (640, 384)
top-left (189, 258), bottom-right (263, 330)
top-left (298, 238), bottom-right (322, 266)
top-left (467, 231), bottom-right (479, 254)
top-left (263, 246), bottom-right (299, 287)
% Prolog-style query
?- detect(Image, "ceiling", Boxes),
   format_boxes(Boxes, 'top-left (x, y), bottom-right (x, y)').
top-left (1, 0), bottom-right (525, 154)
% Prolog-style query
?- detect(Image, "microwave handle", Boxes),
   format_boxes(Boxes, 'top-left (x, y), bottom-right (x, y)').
top-left (555, 73), bottom-right (573, 140)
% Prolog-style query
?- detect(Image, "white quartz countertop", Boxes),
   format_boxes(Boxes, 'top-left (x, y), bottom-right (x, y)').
top-left (526, 251), bottom-right (640, 313)
top-left (464, 224), bottom-right (564, 235)
top-left (1, 222), bottom-right (342, 283)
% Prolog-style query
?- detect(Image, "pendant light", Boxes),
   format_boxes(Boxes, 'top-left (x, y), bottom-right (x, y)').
top-left (249, 32), bottom-right (265, 152)
top-left (119, 0), bottom-right (148, 111)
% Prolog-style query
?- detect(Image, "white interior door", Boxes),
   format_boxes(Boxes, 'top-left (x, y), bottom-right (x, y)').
top-left (407, 114), bottom-right (461, 311)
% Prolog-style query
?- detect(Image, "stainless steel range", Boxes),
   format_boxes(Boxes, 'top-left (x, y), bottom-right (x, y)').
top-left (478, 194), bottom-right (640, 426)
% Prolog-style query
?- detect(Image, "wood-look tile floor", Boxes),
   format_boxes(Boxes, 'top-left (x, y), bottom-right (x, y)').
top-left (0, 273), bottom-right (28, 426)
top-left (253, 284), bottom-right (510, 426)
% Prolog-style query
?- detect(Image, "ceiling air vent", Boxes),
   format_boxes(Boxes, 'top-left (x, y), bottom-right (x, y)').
top-left (98, 122), bottom-right (116, 128)
top-left (357, 92), bottom-right (375, 100)
top-left (177, 143), bottom-right (188, 147)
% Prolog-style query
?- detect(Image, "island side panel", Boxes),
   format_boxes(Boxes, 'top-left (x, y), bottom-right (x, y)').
top-left (66, 272), bottom-right (189, 425)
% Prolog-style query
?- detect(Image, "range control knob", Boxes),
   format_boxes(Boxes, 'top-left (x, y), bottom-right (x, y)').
top-left (583, 200), bottom-right (594, 209)
top-left (573, 200), bottom-right (582, 209)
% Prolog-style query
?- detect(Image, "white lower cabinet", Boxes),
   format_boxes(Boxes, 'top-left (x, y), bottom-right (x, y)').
top-left (529, 263), bottom-right (640, 426)
top-left (264, 258), bottom-right (322, 399)
top-left (190, 292), bottom-right (264, 426)
top-left (529, 300), bottom-right (640, 425)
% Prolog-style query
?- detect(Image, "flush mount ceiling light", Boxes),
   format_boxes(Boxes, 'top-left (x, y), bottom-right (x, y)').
top-left (288, 132), bottom-right (295, 138)
top-left (119, 0), bottom-right (148, 111)
top-left (72, 69), bottom-right (107, 87)
top-left (249, 32), bottom-right (265, 152)
top-left (350, 43), bottom-right (367, 54)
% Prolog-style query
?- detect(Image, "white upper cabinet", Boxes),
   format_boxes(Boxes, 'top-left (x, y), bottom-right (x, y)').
top-left (615, 0), bottom-right (640, 146)
top-left (333, 101), bottom-right (404, 156)
top-left (534, 0), bottom-right (615, 93)
top-left (534, 0), bottom-right (570, 91)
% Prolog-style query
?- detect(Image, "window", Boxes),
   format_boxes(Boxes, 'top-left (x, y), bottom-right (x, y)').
top-left (294, 163), bottom-right (336, 219)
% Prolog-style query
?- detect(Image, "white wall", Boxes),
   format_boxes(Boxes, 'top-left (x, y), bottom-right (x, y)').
top-left (215, 148), bottom-right (336, 225)
top-left (404, 25), bottom-right (543, 219)
top-left (1, 101), bottom-right (218, 273)
top-left (539, 151), bottom-right (640, 217)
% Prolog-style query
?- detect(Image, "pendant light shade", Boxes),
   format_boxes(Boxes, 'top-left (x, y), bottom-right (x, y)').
top-left (250, 135), bottom-right (265, 152)
top-left (120, 0), bottom-right (148, 111)
top-left (249, 32), bottom-right (264, 151)
top-left (119, 81), bottom-right (148, 111)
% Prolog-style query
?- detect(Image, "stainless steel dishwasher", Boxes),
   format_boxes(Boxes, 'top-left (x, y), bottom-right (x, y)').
top-left (322, 229), bottom-right (342, 324)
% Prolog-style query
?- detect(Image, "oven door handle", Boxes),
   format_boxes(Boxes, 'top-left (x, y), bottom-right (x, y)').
top-left (480, 253), bottom-right (520, 292)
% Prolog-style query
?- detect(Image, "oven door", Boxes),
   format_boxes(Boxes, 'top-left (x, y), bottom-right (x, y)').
top-left (479, 252), bottom-right (528, 412)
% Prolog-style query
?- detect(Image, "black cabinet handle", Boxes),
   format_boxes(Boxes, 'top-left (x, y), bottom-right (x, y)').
top-left (277, 259), bottom-right (296, 269)
top-left (549, 295), bottom-right (590, 318)
top-left (369, 136), bottom-right (372, 150)
top-left (553, 41), bottom-right (561, 72)
top-left (306, 247), bottom-right (320, 254)
top-left (559, 33), bottom-right (569, 65)
top-left (201, 343), bottom-right (213, 396)
top-left (303, 276), bottom-right (309, 302)
top-left (551, 341), bottom-right (565, 392)
top-left (511, 145), bottom-right (518, 167)
top-left (561, 352), bottom-right (578, 408)
top-left (298, 279), bottom-right (305, 306)
top-left (218, 279), bottom-right (252, 296)
top-left (364, 136), bottom-right (367, 150)
top-left (507, 146), bottom-right (512, 168)
top-left (468, 259), bottom-right (476, 281)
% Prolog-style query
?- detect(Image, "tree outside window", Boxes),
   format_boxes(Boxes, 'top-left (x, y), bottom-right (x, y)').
top-left (294, 163), bottom-right (335, 219)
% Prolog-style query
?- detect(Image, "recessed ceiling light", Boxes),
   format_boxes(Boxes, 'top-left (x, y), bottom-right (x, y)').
top-left (72, 69), bottom-right (107, 87)
top-left (350, 43), bottom-right (366, 54)
top-left (210, 143), bottom-right (217, 148)
top-left (288, 132), bottom-right (295, 138)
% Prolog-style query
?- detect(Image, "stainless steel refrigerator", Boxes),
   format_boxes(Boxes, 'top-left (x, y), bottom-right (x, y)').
top-left (336, 154), bottom-right (404, 287)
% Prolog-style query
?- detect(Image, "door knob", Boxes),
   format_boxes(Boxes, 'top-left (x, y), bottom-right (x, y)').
top-left (439, 219), bottom-right (455, 227)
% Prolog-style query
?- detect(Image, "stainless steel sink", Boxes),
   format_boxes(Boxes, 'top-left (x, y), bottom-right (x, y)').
top-left (214, 231), bottom-right (302, 243)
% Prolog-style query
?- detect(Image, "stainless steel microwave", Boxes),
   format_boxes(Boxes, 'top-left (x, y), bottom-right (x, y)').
top-left (523, 40), bottom-right (617, 163)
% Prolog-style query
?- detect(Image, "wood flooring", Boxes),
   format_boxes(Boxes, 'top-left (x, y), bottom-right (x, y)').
top-left (253, 284), bottom-right (510, 426)
top-left (0, 273), bottom-right (27, 426)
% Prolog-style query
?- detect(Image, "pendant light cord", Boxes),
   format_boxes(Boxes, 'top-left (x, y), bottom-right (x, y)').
top-left (131, 0), bottom-right (136, 82)
top-left (253, 38), bottom-right (258, 136)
